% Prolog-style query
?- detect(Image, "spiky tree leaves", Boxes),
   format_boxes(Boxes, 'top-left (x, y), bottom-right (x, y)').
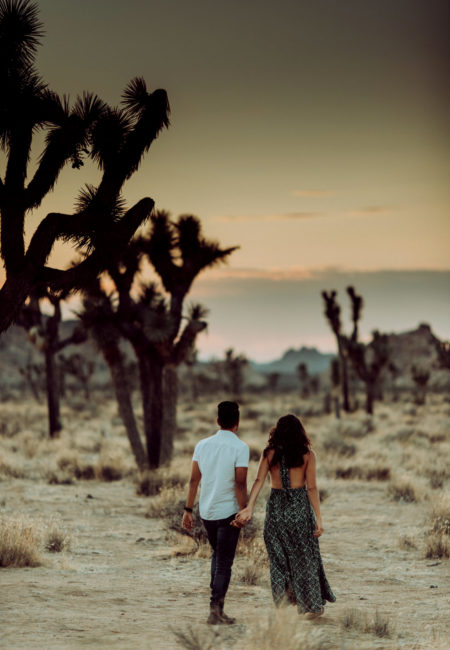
top-left (80, 212), bottom-right (236, 469)
top-left (0, 0), bottom-right (170, 332)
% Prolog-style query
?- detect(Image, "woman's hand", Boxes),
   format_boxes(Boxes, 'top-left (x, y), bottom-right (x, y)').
top-left (314, 516), bottom-right (324, 537)
top-left (231, 506), bottom-right (253, 527)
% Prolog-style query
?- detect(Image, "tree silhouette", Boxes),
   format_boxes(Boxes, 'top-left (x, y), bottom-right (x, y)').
top-left (321, 290), bottom-right (350, 412)
top-left (0, 0), bottom-right (170, 333)
top-left (80, 212), bottom-right (237, 469)
top-left (17, 290), bottom-right (86, 437)
top-left (345, 287), bottom-right (390, 414)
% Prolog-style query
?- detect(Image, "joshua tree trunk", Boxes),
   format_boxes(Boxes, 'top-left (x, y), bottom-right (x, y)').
top-left (103, 344), bottom-right (148, 471)
top-left (161, 364), bottom-right (177, 464)
top-left (0, 275), bottom-right (33, 334)
top-left (44, 346), bottom-right (62, 438)
top-left (146, 358), bottom-right (164, 469)
top-left (366, 381), bottom-right (375, 415)
top-left (338, 339), bottom-right (350, 412)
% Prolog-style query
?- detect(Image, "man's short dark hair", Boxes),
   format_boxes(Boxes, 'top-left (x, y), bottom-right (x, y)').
top-left (217, 401), bottom-right (240, 429)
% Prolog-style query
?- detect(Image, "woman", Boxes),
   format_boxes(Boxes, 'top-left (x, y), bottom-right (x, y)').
top-left (234, 414), bottom-right (336, 617)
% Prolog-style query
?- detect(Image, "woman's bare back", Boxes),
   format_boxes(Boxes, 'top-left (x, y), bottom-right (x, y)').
top-left (267, 449), bottom-right (310, 489)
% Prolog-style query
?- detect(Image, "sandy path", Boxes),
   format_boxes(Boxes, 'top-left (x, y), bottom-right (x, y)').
top-left (1, 478), bottom-right (448, 649)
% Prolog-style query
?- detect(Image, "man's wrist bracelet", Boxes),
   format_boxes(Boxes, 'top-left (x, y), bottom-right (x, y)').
top-left (184, 506), bottom-right (193, 513)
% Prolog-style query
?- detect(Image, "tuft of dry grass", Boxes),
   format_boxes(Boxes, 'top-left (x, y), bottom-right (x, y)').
top-left (388, 476), bottom-right (419, 503)
top-left (95, 448), bottom-right (127, 481)
top-left (238, 559), bottom-right (263, 585)
top-left (136, 469), bottom-right (187, 496)
top-left (323, 435), bottom-right (356, 457)
top-left (0, 516), bottom-right (42, 567)
top-left (340, 606), bottom-right (392, 638)
top-left (242, 606), bottom-right (333, 650)
top-left (398, 534), bottom-right (417, 550)
top-left (171, 625), bottom-right (216, 650)
top-left (424, 494), bottom-right (450, 559)
top-left (333, 463), bottom-right (390, 481)
top-left (44, 519), bottom-right (71, 553)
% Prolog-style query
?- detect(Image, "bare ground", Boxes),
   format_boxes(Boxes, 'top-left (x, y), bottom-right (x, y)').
top-left (1, 474), bottom-right (448, 649)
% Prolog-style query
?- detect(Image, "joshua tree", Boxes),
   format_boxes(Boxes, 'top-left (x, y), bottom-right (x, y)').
top-left (345, 286), bottom-right (390, 414)
top-left (223, 349), bottom-right (248, 400)
top-left (411, 365), bottom-right (430, 405)
top-left (297, 362), bottom-right (309, 398)
top-left (267, 372), bottom-right (280, 393)
top-left (0, 0), bottom-right (170, 333)
top-left (321, 290), bottom-right (350, 412)
top-left (80, 212), bottom-right (237, 469)
top-left (17, 291), bottom-right (87, 437)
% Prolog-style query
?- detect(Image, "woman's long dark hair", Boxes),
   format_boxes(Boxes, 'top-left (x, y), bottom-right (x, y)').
top-left (263, 414), bottom-right (311, 468)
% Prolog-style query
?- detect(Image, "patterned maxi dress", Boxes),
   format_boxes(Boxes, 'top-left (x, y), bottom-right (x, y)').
top-left (263, 456), bottom-right (336, 613)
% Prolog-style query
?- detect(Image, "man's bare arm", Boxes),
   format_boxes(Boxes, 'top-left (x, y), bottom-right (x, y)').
top-left (182, 461), bottom-right (201, 532)
top-left (234, 466), bottom-right (248, 511)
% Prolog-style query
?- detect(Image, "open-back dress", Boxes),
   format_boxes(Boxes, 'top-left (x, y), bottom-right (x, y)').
top-left (263, 455), bottom-right (336, 613)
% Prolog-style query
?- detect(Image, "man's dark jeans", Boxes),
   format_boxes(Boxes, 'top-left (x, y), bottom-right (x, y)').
top-left (202, 514), bottom-right (241, 609)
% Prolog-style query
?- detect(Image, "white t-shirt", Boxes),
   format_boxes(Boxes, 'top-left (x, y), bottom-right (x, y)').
top-left (193, 429), bottom-right (249, 520)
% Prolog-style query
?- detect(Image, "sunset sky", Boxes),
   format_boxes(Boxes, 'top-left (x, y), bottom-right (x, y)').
top-left (3, 0), bottom-right (450, 359)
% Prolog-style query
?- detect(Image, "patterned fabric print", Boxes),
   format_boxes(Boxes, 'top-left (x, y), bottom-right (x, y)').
top-left (263, 456), bottom-right (336, 613)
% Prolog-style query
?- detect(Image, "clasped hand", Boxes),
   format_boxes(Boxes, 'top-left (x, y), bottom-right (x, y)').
top-left (230, 506), bottom-right (252, 528)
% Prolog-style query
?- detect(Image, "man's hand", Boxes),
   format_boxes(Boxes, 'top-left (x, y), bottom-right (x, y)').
top-left (182, 511), bottom-right (194, 532)
top-left (231, 506), bottom-right (252, 527)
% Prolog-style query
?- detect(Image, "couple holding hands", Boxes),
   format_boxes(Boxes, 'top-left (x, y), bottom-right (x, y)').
top-left (182, 401), bottom-right (335, 625)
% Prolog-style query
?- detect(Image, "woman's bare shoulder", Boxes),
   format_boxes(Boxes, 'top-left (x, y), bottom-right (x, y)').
top-left (305, 448), bottom-right (316, 462)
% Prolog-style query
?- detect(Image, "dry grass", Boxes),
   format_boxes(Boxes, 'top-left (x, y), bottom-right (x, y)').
top-left (136, 468), bottom-right (187, 496)
top-left (388, 476), bottom-right (419, 503)
top-left (0, 516), bottom-right (42, 567)
top-left (398, 534), bottom-right (417, 550)
top-left (332, 462), bottom-right (391, 481)
top-left (95, 446), bottom-right (128, 481)
top-left (322, 435), bottom-right (357, 457)
top-left (340, 606), bottom-right (393, 638)
top-left (424, 494), bottom-right (450, 559)
top-left (44, 519), bottom-right (71, 553)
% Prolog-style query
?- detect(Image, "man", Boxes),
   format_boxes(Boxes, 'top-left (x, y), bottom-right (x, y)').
top-left (182, 401), bottom-right (249, 625)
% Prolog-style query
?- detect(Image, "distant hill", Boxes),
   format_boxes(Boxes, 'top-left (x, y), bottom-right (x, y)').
top-left (252, 346), bottom-right (335, 376)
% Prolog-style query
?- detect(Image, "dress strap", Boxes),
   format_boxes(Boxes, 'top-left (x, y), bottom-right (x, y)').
top-left (280, 454), bottom-right (291, 490)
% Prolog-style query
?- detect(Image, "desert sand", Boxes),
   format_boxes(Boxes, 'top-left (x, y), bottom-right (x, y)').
top-left (1, 393), bottom-right (449, 649)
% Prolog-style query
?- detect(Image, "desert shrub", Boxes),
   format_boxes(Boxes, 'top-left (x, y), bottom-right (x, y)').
top-left (0, 452), bottom-right (27, 479)
top-left (47, 471), bottom-right (74, 485)
top-left (0, 516), bottom-right (42, 567)
top-left (398, 534), bottom-right (417, 550)
top-left (340, 607), bottom-right (392, 638)
top-left (171, 625), bottom-right (216, 650)
top-left (333, 463), bottom-right (390, 481)
top-left (424, 534), bottom-right (449, 559)
top-left (249, 445), bottom-right (262, 461)
top-left (388, 477), bottom-right (419, 503)
top-left (95, 448), bottom-right (127, 481)
top-left (323, 436), bottom-right (356, 457)
top-left (339, 417), bottom-right (375, 439)
top-left (136, 470), bottom-right (187, 496)
top-left (56, 450), bottom-right (95, 480)
top-left (242, 606), bottom-right (331, 650)
top-left (44, 520), bottom-right (71, 553)
top-left (238, 559), bottom-right (263, 585)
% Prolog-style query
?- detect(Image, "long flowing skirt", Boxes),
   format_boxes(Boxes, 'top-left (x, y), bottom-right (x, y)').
top-left (263, 486), bottom-right (336, 613)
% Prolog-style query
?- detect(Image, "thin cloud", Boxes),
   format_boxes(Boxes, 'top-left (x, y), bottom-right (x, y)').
top-left (346, 206), bottom-right (393, 217)
top-left (291, 189), bottom-right (335, 198)
top-left (215, 212), bottom-right (324, 223)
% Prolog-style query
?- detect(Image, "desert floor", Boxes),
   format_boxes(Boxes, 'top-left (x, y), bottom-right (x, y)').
top-left (1, 393), bottom-right (449, 649)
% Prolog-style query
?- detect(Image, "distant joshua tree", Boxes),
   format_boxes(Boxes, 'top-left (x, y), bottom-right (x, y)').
top-left (411, 365), bottom-right (430, 405)
top-left (345, 287), bottom-right (390, 415)
top-left (297, 362), bottom-right (310, 398)
top-left (0, 0), bottom-right (170, 333)
top-left (322, 286), bottom-right (390, 415)
top-left (17, 291), bottom-right (86, 437)
top-left (80, 212), bottom-right (237, 469)
top-left (223, 349), bottom-right (248, 400)
top-left (321, 290), bottom-right (351, 412)
top-left (267, 372), bottom-right (280, 393)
